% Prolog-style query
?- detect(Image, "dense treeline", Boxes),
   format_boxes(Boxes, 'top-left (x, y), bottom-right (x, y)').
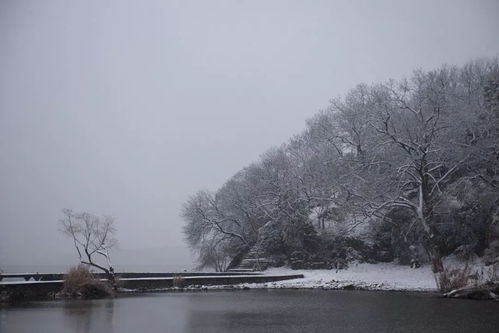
top-left (182, 59), bottom-right (499, 277)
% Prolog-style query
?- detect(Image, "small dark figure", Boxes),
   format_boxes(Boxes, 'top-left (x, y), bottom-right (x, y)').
top-left (409, 245), bottom-right (420, 268)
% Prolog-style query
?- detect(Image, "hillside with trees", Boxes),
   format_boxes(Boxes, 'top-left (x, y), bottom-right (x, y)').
top-left (182, 59), bottom-right (499, 282)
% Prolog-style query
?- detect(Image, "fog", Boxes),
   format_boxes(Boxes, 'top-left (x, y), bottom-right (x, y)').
top-left (1, 0), bottom-right (498, 270)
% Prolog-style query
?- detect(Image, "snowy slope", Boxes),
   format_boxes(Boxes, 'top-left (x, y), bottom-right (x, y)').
top-left (243, 263), bottom-right (438, 291)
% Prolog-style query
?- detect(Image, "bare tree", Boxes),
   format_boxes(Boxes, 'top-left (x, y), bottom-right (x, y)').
top-left (348, 66), bottom-right (491, 275)
top-left (182, 58), bottom-right (499, 284)
top-left (60, 209), bottom-right (117, 279)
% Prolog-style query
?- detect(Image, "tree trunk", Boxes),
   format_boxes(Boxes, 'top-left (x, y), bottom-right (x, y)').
top-left (427, 244), bottom-right (444, 273)
top-left (416, 183), bottom-right (444, 274)
top-left (81, 259), bottom-right (116, 287)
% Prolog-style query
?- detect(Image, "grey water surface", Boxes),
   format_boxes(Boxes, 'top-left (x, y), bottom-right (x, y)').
top-left (1, 290), bottom-right (499, 333)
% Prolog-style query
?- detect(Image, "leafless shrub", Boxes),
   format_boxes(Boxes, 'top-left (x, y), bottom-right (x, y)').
top-left (63, 265), bottom-right (112, 299)
top-left (437, 263), bottom-right (473, 293)
top-left (486, 264), bottom-right (499, 284)
top-left (173, 274), bottom-right (185, 288)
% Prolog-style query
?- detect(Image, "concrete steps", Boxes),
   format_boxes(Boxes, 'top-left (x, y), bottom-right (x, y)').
top-left (228, 257), bottom-right (273, 272)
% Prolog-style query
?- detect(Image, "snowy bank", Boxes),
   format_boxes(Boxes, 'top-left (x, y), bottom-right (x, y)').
top-left (220, 263), bottom-right (438, 291)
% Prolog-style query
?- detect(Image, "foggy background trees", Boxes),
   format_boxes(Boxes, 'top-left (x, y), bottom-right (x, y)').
top-left (182, 58), bottom-right (499, 273)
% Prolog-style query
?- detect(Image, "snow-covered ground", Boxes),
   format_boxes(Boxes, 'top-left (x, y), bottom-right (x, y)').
top-left (234, 263), bottom-right (438, 291)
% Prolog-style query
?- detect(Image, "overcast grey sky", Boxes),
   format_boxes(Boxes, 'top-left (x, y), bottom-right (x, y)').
top-left (1, 0), bottom-right (498, 269)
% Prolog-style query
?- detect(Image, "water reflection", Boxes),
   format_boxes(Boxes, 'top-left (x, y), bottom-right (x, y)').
top-left (2, 290), bottom-right (499, 333)
top-left (63, 299), bottom-right (114, 333)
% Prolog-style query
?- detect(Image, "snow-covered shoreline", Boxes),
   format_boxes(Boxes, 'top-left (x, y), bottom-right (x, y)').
top-left (216, 263), bottom-right (438, 292)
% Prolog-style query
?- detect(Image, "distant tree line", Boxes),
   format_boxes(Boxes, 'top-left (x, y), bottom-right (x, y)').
top-left (182, 59), bottom-right (499, 278)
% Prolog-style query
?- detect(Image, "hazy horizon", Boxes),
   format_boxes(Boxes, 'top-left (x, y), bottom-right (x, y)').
top-left (1, 0), bottom-right (499, 270)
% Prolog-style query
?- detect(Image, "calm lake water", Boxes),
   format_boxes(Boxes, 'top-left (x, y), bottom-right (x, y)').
top-left (2, 290), bottom-right (499, 333)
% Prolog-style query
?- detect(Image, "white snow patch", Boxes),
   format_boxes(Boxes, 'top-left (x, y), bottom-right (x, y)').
top-left (236, 263), bottom-right (438, 291)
